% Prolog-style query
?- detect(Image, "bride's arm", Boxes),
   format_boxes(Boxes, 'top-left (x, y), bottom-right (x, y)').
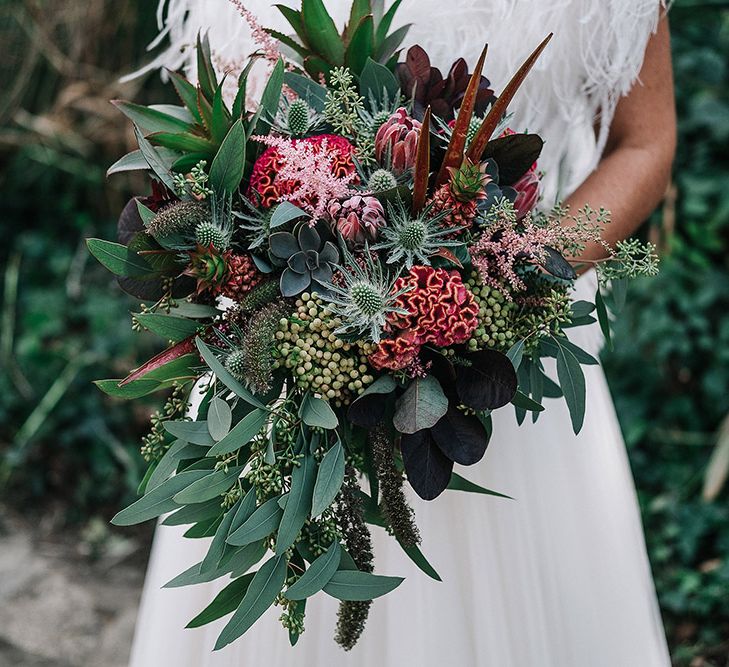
top-left (564, 16), bottom-right (676, 261)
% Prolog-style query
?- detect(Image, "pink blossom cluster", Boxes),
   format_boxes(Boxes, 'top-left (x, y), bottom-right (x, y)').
top-left (229, 1), bottom-right (281, 63)
top-left (252, 135), bottom-right (359, 220)
top-left (471, 214), bottom-right (574, 293)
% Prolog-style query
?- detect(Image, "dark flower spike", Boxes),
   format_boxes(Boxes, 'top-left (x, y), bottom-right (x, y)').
top-left (467, 34), bottom-right (553, 163)
top-left (436, 45), bottom-right (489, 187)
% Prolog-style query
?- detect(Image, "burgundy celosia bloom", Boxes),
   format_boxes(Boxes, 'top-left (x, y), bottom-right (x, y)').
top-left (369, 266), bottom-right (479, 370)
top-left (248, 134), bottom-right (357, 211)
top-left (374, 107), bottom-right (421, 174)
top-left (327, 195), bottom-right (386, 245)
top-left (368, 330), bottom-right (421, 371)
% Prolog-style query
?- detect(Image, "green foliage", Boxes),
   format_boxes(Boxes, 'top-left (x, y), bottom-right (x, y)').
top-left (602, 5), bottom-right (729, 663)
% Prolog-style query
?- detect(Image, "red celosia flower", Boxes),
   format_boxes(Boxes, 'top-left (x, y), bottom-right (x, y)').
top-left (389, 266), bottom-right (479, 347)
top-left (248, 134), bottom-right (357, 209)
top-left (374, 107), bottom-right (421, 174)
top-left (368, 266), bottom-right (479, 370)
top-left (368, 330), bottom-right (421, 371)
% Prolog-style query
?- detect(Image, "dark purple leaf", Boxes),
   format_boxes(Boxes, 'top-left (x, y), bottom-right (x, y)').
top-left (430, 407), bottom-right (489, 465)
top-left (481, 134), bottom-right (544, 186)
top-left (540, 246), bottom-right (577, 280)
top-left (117, 197), bottom-right (145, 245)
top-left (456, 350), bottom-right (518, 410)
top-left (400, 430), bottom-right (454, 501)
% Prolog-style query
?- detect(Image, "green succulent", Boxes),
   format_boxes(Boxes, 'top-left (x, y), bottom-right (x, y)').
top-left (270, 224), bottom-right (340, 297)
top-left (372, 201), bottom-right (465, 268)
top-left (268, 0), bottom-right (410, 81)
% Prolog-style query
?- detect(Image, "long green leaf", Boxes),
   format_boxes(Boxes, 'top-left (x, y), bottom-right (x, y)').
top-left (200, 501), bottom-right (240, 574)
top-left (134, 127), bottom-right (177, 191)
top-left (345, 15), bottom-right (375, 76)
top-left (555, 341), bottom-right (586, 434)
top-left (134, 313), bottom-right (201, 342)
top-left (168, 70), bottom-right (203, 123)
top-left (209, 119), bottom-right (246, 195)
top-left (252, 59), bottom-right (285, 136)
top-left (107, 150), bottom-right (148, 176)
top-left (215, 554), bottom-right (288, 649)
top-left (208, 408), bottom-right (269, 456)
top-left (227, 496), bottom-right (283, 546)
top-left (111, 469), bottom-right (210, 526)
top-left (86, 239), bottom-right (153, 278)
top-left (187, 574), bottom-right (255, 628)
top-left (447, 472), bottom-right (513, 499)
top-left (276, 451), bottom-right (317, 553)
top-left (112, 100), bottom-right (191, 134)
top-left (148, 131), bottom-right (216, 154)
top-left (323, 570), bottom-right (404, 601)
top-left (285, 540), bottom-right (341, 600)
top-left (173, 466), bottom-right (244, 504)
top-left (196, 338), bottom-right (265, 408)
top-left (311, 441), bottom-right (345, 518)
top-left (301, 0), bottom-right (344, 66)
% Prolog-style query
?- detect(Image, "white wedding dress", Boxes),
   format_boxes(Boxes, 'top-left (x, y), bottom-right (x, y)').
top-left (129, 2), bottom-right (671, 665)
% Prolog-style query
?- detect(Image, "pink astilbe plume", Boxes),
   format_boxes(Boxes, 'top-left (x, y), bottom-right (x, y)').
top-left (471, 200), bottom-right (605, 294)
top-left (228, 1), bottom-right (281, 63)
top-left (251, 135), bottom-right (359, 220)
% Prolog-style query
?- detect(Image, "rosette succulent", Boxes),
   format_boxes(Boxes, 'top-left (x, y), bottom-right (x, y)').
top-left (270, 224), bottom-right (340, 297)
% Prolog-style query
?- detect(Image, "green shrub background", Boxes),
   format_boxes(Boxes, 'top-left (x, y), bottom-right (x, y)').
top-left (1, 1), bottom-right (727, 663)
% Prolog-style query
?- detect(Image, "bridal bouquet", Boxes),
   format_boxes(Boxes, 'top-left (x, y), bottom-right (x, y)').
top-left (90, 0), bottom-right (658, 651)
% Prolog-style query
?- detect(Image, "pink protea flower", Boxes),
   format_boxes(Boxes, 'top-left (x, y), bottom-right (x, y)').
top-left (374, 107), bottom-right (421, 174)
top-left (512, 168), bottom-right (540, 220)
top-left (328, 195), bottom-right (385, 245)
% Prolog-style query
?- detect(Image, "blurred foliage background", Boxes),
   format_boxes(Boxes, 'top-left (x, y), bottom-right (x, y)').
top-left (0, 0), bottom-right (727, 664)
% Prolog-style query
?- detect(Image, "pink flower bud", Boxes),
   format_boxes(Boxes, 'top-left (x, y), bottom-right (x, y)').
top-left (375, 108), bottom-right (422, 174)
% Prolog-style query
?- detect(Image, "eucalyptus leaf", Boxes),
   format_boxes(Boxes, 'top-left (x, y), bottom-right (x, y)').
top-left (323, 570), bottom-right (404, 601)
top-left (196, 338), bottom-right (265, 408)
top-left (214, 554), bottom-right (288, 649)
top-left (187, 573), bottom-right (255, 629)
top-left (173, 466), bottom-right (244, 504)
top-left (111, 469), bottom-right (210, 526)
top-left (393, 376), bottom-right (448, 434)
top-left (163, 420), bottom-right (215, 446)
top-left (555, 343), bottom-right (586, 434)
top-left (208, 408), bottom-right (269, 457)
top-left (311, 441), bottom-right (346, 518)
top-left (207, 397), bottom-right (233, 441)
top-left (200, 500), bottom-right (240, 574)
top-left (227, 496), bottom-right (283, 546)
top-left (86, 239), bottom-right (153, 278)
top-left (447, 472), bottom-right (513, 499)
top-left (285, 540), bottom-right (341, 600)
top-left (300, 394), bottom-right (338, 430)
top-left (276, 451), bottom-right (317, 553)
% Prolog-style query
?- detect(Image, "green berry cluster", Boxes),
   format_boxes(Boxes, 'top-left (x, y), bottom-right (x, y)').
top-left (512, 285), bottom-right (573, 352)
top-left (273, 293), bottom-right (375, 406)
top-left (140, 382), bottom-right (190, 462)
top-left (465, 272), bottom-right (517, 352)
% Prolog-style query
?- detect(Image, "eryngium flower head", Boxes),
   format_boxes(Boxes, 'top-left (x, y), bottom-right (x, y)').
top-left (372, 200), bottom-right (464, 269)
top-left (318, 245), bottom-right (411, 343)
